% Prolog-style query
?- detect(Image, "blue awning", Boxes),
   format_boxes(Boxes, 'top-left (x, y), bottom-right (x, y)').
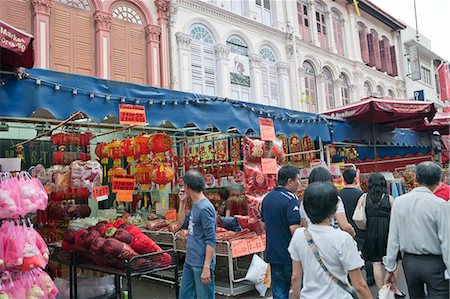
top-left (0, 68), bottom-right (332, 142)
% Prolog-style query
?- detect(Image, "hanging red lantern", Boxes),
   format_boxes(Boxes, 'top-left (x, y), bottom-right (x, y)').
top-left (134, 134), bottom-right (151, 161)
top-left (51, 133), bottom-right (70, 146)
top-left (135, 163), bottom-right (152, 185)
top-left (52, 146), bottom-right (65, 165)
top-left (148, 133), bottom-right (172, 154)
top-left (79, 132), bottom-right (94, 147)
top-left (107, 166), bottom-right (127, 183)
top-left (95, 142), bottom-right (109, 164)
top-left (149, 163), bottom-right (174, 190)
top-left (120, 137), bottom-right (136, 163)
top-left (106, 139), bottom-right (124, 166)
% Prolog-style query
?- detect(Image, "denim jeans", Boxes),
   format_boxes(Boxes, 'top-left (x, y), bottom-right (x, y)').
top-left (179, 263), bottom-right (215, 299)
top-left (270, 264), bottom-right (292, 299)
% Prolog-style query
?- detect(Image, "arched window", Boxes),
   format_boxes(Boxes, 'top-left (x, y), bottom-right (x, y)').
top-left (303, 61), bottom-right (317, 113)
top-left (256, 0), bottom-right (272, 26)
top-left (340, 73), bottom-right (350, 105)
top-left (357, 22), bottom-right (369, 64)
top-left (388, 89), bottom-right (395, 99)
top-left (190, 25), bottom-right (216, 96)
top-left (332, 9), bottom-right (345, 56)
top-left (260, 47), bottom-right (279, 106)
top-left (51, 0), bottom-right (94, 76)
top-left (110, 4), bottom-right (147, 84)
top-left (227, 36), bottom-right (251, 101)
top-left (296, 0), bottom-right (310, 42)
top-left (376, 85), bottom-right (384, 97)
top-left (315, 1), bottom-right (328, 50)
top-left (364, 81), bottom-right (373, 97)
top-left (323, 67), bottom-right (335, 109)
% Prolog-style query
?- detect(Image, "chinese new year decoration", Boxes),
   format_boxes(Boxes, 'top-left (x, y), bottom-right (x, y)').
top-left (134, 134), bottom-right (151, 161)
top-left (120, 137), bottom-right (136, 163)
top-left (150, 164), bottom-right (174, 190)
top-left (106, 139), bottom-right (124, 166)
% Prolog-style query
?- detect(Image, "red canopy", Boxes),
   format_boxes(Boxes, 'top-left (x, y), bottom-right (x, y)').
top-left (0, 20), bottom-right (34, 70)
top-left (413, 112), bottom-right (450, 135)
top-left (322, 97), bottom-right (437, 128)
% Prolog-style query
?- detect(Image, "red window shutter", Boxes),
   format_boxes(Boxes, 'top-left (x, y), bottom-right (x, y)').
top-left (367, 33), bottom-right (375, 67)
top-left (334, 20), bottom-right (344, 56)
top-left (373, 34), bottom-right (382, 70)
top-left (390, 45), bottom-right (398, 76)
top-left (379, 40), bottom-right (387, 72)
top-left (359, 29), bottom-right (369, 64)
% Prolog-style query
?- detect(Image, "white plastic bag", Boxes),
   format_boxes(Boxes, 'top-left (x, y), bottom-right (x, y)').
top-left (378, 284), bottom-right (396, 299)
top-left (244, 254), bottom-right (269, 297)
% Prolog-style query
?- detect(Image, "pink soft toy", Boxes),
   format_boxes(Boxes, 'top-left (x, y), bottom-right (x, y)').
top-left (26, 283), bottom-right (45, 299)
top-left (0, 189), bottom-right (17, 219)
top-left (34, 269), bottom-right (58, 299)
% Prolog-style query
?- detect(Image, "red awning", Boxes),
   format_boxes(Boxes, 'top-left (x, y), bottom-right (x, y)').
top-left (322, 97), bottom-right (437, 128)
top-left (0, 20), bottom-right (34, 70)
top-left (413, 112), bottom-right (450, 135)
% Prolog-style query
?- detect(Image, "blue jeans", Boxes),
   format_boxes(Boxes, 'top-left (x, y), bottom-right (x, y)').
top-left (271, 264), bottom-right (292, 299)
top-left (179, 263), bottom-right (215, 299)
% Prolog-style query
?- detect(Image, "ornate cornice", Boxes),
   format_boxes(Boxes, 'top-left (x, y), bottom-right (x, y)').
top-left (277, 62), bottom-right (290, 75)
top-left (32, 0), bottom-right (52, 15)
top-left (214, 44), bottom-right (230, 59)
top-left (94, 11), bottom-right (112, 32)
top-left (146, 24), bottom-right (162, 43)
top-left (155, 0), bottom-right (170, 21)
top-left (175, 32), bottom-right (191, 50)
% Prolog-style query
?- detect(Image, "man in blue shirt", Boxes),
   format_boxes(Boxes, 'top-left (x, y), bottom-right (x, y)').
top-left (178, 170), bottom-right (216, 299)
top-left (261, 165), bottom-right (302, 298)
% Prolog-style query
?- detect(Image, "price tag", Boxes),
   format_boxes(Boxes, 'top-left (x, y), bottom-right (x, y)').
top-left (119, 104), bottom-right (147, 125)
top-left (165, 209), bottom-right (177, 222)
top-left (92, 186), bottom-right (109, 202)
top-left (116, 191), bottom-right (133, 202)
top-left (261, 158), bottom-right (278, 174)
top-left (247, 236), bottom-right (264, 254)
top-left (112, 177), bottom-right (135, 192)
top-left (259, 118), bottom-right (276, 141)
top-left (231, 239), bottom-right (249, 258)
top-left (261, 234), bottom-right (266, 251)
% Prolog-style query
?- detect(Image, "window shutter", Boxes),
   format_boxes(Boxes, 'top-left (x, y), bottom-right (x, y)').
top-left (203, 45), bottom-right (216, 95)
top-left (379, 40), bottom-right (387, 72)
top-left (52, 4), bottom-right (72, 73)
top-left (74, 11), bottom-right (94, 76)
top-left (334, 20), bottom-right (344, 56)
top-left (386, 42), bottom-right (393, 75)
top-left (190, 43), bottom-right (204, 94)
top-left (261, 61), bottom-right (270, 104)
top-left (326, 81), bottom-right (334, 109)
top-left (373, 33), bottom-right (382, 71)
top-left (297, 2), bottom-right (310, 42)
top-left (269, 63), bottom-right (279, 105)
top-left (359, 29), bottom-right (370, 64)
top-left (367, 33), bottom-right (375, 67)
top-left (390, 45), bottom-right (398, 76)
top-left (129, 26), bottom-right (146, 84)
top-left (0, 0), bottom-right (31, 32)
top-left (111, 21), bottom-right (128, 82)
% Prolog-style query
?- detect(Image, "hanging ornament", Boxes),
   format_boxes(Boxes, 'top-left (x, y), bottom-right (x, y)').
top-left (134, 134), bottom-right (151, 161)
top-left (106, 139), bottom-right (124, 166)
top-left (107, 166), bottom-right (127, 183)
top-left (120, 137), bottom-right (136, 163)
top-left (95, 142), bottom-right (109, 164)
top-left (149, 163), bottom-right (174, 190)
top-left (135, 163), bottom-right (152, 185)
top-left (148, 133), bottom-right (172, 156)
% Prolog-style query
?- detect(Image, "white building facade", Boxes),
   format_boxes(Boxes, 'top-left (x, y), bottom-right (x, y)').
top-left (168, 0), bottom-right (406, 113)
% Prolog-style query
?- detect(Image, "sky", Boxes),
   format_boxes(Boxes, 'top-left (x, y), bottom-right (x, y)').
top-left (369, 0), bottom-right (450, 61)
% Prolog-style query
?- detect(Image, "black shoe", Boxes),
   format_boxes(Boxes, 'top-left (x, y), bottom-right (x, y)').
top-left (394, 291), bottom-right (406, 298)
top-left (366, 277), bottom-right (375, 286)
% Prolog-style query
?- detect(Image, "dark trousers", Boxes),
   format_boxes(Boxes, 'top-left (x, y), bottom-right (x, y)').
top-left (356, 237), bottom-right (374, 281)
top-left (403, 253), bottom-right (449, 299)
top-left (271, 264), bottom-right (292, 299)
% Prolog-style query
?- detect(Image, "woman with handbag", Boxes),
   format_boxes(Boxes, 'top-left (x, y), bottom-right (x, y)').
top-left (355, 173), bottom-right (405, 297)
top-left (289, 182), bottom-right (372, 299)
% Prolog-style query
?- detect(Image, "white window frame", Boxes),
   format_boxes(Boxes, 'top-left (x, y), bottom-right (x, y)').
top-left (227, 35), bottom-right (251, 102)
top-left (190, 25), bottom-right (216, 96)
top-left (256, 0), bottom-right (272, 26)
top-left (260, 47), bottom-right (279, 106)
top-left (322, 67), bottom-right (334, 109)
top-left (421, 66), bottom-right (432, 85)
top-left (339, 73), bottom-right (350, 105)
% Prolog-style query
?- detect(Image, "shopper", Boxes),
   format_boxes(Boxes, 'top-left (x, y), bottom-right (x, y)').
top-left (339, 168), bottom-right (374, 286)
top-left (289, 182), bottom-right (372, 299)
top-left (216, 187), bottom-right (231, 217)
top-left (300, 167), bottom-right (356, 238)
top-left (384, 162), bottom-right (450, 298)
top-left (261, 165), bottom-right (302, 299)
top-left (177, 170), bottom-right (216, 299)
top-left (433, 176), bottom-right (450, 201)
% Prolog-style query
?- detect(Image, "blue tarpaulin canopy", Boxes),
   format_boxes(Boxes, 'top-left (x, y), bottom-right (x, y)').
top-left (0, 68), bottom-right (332, 142)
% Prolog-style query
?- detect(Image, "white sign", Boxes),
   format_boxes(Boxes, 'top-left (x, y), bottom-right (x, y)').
top-left (409, 45), bottom-right (421, 81)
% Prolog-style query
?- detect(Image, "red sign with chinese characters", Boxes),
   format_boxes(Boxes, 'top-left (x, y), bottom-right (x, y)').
top-left (92, 186), bottom-right (109, 202)
top-left (259, 118), bottom-right (276, 141)
top-left (119, 104), bottom-right (146, 125)
top-left (112, 177), bottom-right (135, 192)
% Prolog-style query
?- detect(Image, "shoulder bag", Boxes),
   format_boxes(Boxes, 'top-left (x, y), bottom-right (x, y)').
top-left (352, 194), bottom-right (367, 230)
top-left (304, 229), bottom-right (358, 299)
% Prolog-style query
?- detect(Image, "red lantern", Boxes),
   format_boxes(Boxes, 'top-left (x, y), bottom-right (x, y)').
top-left (51, 133), bottom-right (70, 146)
top-left (106, 139), bottom-right (124, 166)
top-left (120, 138), bottom-right (136, 163)
top-left (135, 163), bottom-right (152, 185)
top-left (148, 133), bottom-right (172, 154)
top-left (107, 166), bottom-right (127, 183)
top-left (95, 143), bottom-right (109, 164)
top-left (134, 134), bottom-right (151, 161)
top-left (79, 132), bottom-right (94, 147)
top-left (149, 164), bottom-right (174, 190)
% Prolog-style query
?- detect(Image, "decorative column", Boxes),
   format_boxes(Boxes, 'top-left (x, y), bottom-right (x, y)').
top-left (298, 66), bottom-right (307, 112)
top-left (146, 24), bottom-right (162, 87)
top-left (169, 3), bottom-right (179, 89)
top-left (277, 62), bottom-right (290, 108)
top-left (308, 0), bottom-right (320, 48)
top-left (346, 4), bottom-right (360, 62)
top-left (316, 73), bottom-right (326, 112)
top-left (350, 83), bottom-right (358, 103)
top-left (155, 0), bottom-right (171, 88)
top-left (326, 11), bottom-right (337, 54)
top-left (352, 70), bottom-right (365, 100)
top-left (272, 1), bottom-right (286, 30)
top-left (175, 32), bottom-right (192, 92)
top-left (94, 10), bottom-right (112, 79)
top-left (32, 0), bottom-right (52, 69)
top-left (249, 53), bottom-right (262, 103)
top-left (214, 44), bottom-right (231, 98)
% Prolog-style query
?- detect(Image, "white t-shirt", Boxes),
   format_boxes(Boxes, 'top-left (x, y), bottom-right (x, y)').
top-left (288, 225), bottom-right (364, 299)
top-left (300, 196), bottom-right (345, 227)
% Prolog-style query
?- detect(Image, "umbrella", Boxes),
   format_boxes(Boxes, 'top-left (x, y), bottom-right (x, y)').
top-left (323, 97), bottom-right (437, 170)
top-left (0, 20), bottom-right (35, 70)
top-left (413, 112), bottom-right (450, 135)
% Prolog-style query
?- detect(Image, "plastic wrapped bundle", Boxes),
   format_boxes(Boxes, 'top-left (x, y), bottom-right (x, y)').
top-left (102, 238), bottom-right (124, 258)
top-left (90, 237), bottom-right (106, 255)
top-left (123, 225), bottom-right (142, 237)
top-left (113, 229), bottom-right (133, 244)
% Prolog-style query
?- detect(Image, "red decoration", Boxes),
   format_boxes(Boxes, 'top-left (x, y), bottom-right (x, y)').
top-left (107, 166), bottom-right (127, 183)
top-left (149, 164), bottom-right (174, 190)
top-left (134, 134), bottom-right (151, 161)
top-left (120, 138), bottom-right (136, 163)
top-left (135, 163), bottom-right (152, 185)
top-left (95, 142), bottom-right (109, 164)
top-left (106, 139), bottom-right (124, 166)
top-left (148, 133), bottom-right (172, 154)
